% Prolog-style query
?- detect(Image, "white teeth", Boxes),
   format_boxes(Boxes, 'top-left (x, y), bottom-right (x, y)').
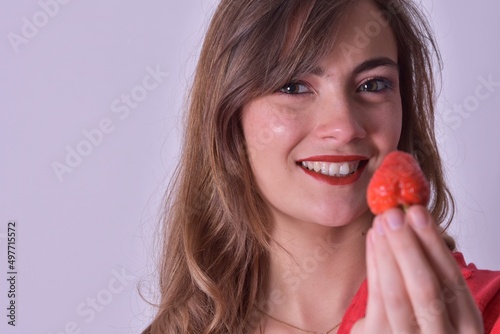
top-left (339, 163), bottom-right (350, 175)
top-left (329, 163), bottom-right (340, 176)
top-left (301, 160), bottom-right (362, 177)
top-left (321, 163), bottom-right (329, 175)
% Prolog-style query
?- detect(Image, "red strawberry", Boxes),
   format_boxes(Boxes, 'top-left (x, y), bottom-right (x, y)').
top-left (367, 151), bottom-right (430, 214)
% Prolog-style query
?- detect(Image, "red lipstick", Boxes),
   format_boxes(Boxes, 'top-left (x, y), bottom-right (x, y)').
top-left (297, 156), bottom-right (368, 186)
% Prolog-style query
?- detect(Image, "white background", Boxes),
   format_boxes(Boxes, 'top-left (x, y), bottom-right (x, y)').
top-left (1, 1), bottom-right (499, 333)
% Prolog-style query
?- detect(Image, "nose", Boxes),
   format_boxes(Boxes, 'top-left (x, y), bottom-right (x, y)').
top-left (313, 97), bottom-right (367, 144)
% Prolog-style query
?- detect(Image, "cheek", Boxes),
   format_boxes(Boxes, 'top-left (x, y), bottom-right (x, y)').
top-left (243, 114), bottom-right (284, 158)
top-left (367, 101), bottom-right (403, 146)
top-left (390, 102), bottom-right (403, 143)
top-left (269, 117), bottom-right (286, 135)
top-left (243, 105), bottom-right (302, 162)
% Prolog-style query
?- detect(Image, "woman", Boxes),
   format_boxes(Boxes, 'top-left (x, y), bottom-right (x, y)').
top-left (143, 0), bottom-right (500, 332)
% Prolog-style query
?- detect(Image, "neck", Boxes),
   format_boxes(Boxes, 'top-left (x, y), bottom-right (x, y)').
top-left (260, 210), bottom-right (372, 333)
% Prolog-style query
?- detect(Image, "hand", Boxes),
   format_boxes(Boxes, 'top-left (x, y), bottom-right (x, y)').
top-left (351, 206), bottom-right (484, 334)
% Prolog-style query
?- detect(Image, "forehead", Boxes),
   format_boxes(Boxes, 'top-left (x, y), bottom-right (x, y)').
top-left (278, 0), bottom-right (398, 79)
top-left (322, 0), bottom-right (398, 70)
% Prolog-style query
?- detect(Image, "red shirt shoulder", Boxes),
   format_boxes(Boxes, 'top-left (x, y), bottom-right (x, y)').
top-left (453, 252), bottom-right (500, 333)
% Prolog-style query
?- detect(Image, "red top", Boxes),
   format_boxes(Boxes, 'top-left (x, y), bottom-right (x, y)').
top-left (337, 252), bottom-right (500, 333)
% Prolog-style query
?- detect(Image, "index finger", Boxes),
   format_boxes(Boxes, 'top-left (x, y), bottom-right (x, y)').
top-left (406, 206), bottom-right (483, 330)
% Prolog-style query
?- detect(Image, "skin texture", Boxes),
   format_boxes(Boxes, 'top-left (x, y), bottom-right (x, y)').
top-left (352, 206), bottom-right (483, 333)
top-left (242, 0), bottom-right (483, 333)
top-left (242, 6), bottom-right (402, 231)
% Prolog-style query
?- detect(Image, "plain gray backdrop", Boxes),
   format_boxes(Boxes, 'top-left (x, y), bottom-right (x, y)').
top-left (1, 0), bottom-right (499, 333)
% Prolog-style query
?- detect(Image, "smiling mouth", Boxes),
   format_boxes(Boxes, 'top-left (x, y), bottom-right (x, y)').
top-left (298, 160), bottom-right (368, 176)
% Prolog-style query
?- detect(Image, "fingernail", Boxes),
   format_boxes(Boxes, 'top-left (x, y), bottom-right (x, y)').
top-left (385, 210), bottom-right (403, 230)
top-left (409, 208), bottom-right (429, 228)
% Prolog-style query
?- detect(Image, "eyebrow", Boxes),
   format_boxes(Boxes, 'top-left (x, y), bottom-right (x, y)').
top-left (310, 57), bottom-right (399, 77)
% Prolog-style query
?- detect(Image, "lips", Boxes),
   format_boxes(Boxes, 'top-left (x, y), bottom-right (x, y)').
top-left (297, 155), bottom-right (369, 186)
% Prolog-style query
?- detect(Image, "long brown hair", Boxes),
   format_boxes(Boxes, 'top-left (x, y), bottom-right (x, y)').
top-left (143, 0), bottom-right (455, 332)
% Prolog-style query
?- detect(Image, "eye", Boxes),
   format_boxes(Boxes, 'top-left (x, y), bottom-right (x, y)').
top-left (279, 82), bottom-right (311, 94)
top-left (357, 78), bottom-right (393, 93)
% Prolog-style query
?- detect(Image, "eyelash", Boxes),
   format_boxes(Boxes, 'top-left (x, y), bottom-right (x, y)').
top-left (278, 77), bottom-right (394, 95)
top-left (357, 77), bottom-right (394, 93)
top-left (278, 81), bottom-right (311, 95)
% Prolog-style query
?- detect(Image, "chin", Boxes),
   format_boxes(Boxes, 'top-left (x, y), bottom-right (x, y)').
top-left (318, 207), bottom-right (371, 228)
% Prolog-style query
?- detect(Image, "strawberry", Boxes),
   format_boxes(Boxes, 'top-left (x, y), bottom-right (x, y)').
top-left (367, 151), bottom-right (430, 214)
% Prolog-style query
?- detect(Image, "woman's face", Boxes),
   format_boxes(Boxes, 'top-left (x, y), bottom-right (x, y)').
top-left (242, 0), bottom-right (402, 228)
